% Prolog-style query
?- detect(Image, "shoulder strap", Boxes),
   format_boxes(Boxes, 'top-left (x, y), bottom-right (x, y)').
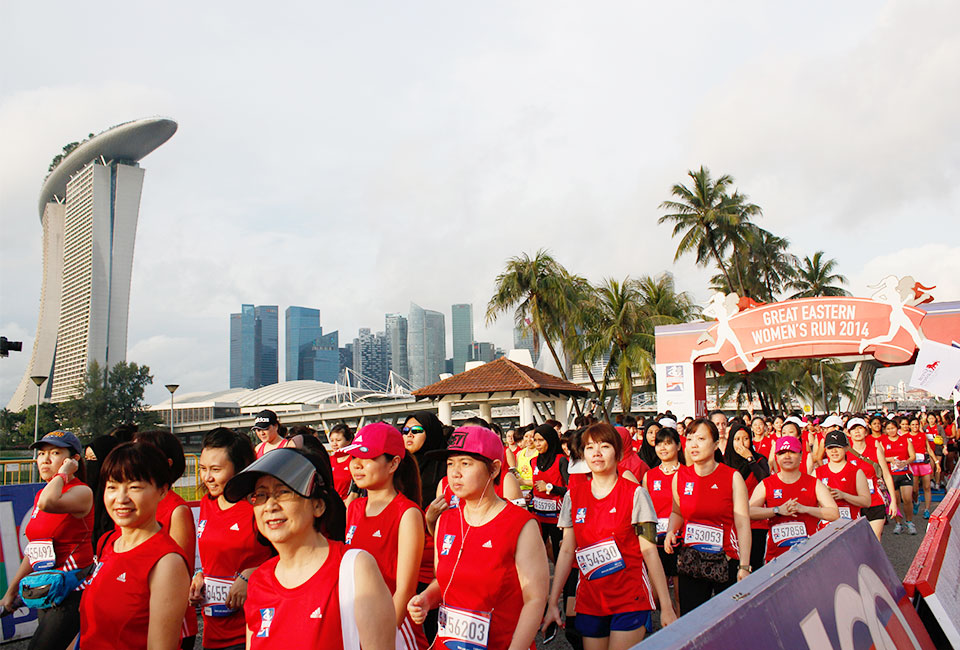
top-left (338, 548), bottom-right (362, 650)
top-left (96, 529), bottom-right (117, 559)
top-left (848, 447), bottom-right (882, 477)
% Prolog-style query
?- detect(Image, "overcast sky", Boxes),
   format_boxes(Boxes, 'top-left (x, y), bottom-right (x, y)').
top-left (1, 1), bottom-right (958, 407)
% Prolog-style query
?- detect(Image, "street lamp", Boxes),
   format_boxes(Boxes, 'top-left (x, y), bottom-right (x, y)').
top-left (30, 375), bottom-right (47, 482)
top-left (165, 384), bottom-right (179, 435)
top-left (818, 360), bottom-right (829, 415)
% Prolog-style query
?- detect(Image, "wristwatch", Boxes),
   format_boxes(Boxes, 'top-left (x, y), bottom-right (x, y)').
top-left (772, 506), bottom-right (780, 517)
top-left (545, 483), bottom-right (554, 493)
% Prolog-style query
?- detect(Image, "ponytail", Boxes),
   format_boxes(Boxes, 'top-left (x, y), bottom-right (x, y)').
top-left (389, 452), bottom-right (423, 506)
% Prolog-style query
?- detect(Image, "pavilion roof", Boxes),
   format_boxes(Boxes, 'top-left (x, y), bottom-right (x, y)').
top-left (412, 357), bottom-right (588, 399)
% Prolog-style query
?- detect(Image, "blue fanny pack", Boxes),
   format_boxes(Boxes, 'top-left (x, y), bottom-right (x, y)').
top-left (19, 565), bottom-right (93, 609)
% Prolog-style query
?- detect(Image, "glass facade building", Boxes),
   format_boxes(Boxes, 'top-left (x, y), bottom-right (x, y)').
top-left (230, 304), bottom-right (278, 389)
top-left (408, 302), bottom-right (446, 388)
top-left (385, 313), bottom-right (408, 381)
top-left (286, 306), bottom-right (322, 381)
top-left (451, 303), bottom-right (474, 374)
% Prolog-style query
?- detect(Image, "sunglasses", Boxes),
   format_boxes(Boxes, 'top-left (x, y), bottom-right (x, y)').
top-left (402, 426), bottom-right (425, 436)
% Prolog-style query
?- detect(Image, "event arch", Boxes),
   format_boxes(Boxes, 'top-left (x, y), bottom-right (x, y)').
top-left (654, 276), bottom-right (960, 417)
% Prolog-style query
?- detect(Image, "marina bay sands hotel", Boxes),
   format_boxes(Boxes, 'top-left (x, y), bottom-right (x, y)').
top-left (7, 118), bottom-right (177, 412)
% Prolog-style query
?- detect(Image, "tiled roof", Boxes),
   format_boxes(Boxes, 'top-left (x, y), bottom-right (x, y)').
top-left (412, 357), bottom-right (588, 398)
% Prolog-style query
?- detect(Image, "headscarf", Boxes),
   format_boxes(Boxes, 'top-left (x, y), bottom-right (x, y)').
top-left (406, 411), bottom-right (446, 508)
top-left (534, 424), bottom-right (562, 472)
top-left (723, 421), bottom-right (770, 482)
top-left (638, 422), bottom-right (660, 469)
top-left (85, 435), bottom-right (121, 546)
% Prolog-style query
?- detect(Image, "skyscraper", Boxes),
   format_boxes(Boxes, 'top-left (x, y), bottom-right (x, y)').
top-left (314, 330), bottom-right (340, 383)
top-left (408, 302), bottom-right (446, 388)
top-left (286, 306), bottom-right (321, 381)
top-left (9, 118), bottom-right (177, 410)
top-left (513, 324), bottom-right (540, 365)
top-left (229, 304), bottom-right (278, 389)
top-left (385, 313), bottom-right (408, 381)
top-left (451, 303), bottom-right (474, 374)
top-left (470, 341), bottom-right (496, 363)
top-left (353, 328), bottom-right (389, 389)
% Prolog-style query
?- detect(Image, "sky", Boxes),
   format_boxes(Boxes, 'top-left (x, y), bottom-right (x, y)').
top-left (1, 1), bottom-right (958, 407)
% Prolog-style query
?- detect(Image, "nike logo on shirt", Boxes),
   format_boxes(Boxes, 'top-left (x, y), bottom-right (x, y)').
top-left (230, 523), bottom-right (240, 531)
top-left (482, 540), bottom-right (493, 548)
top-left (116, 573), bottom-right (126, 582)
top-left (372, 530), bottom-right (382, 538)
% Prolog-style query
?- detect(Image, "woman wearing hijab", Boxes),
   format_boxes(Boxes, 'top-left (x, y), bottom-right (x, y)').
top-left (531, 423), bottom-right (569, 561)
top-left (83, 434), bottom-right (121, 548)
top-left (638, 421), bottom-right (661, 470)
top-left (723, 422), bottom-right (771, 571)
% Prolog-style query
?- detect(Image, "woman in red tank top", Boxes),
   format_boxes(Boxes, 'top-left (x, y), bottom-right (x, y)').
top-left (908, 416), bottom-right (937, 519)
top-left (327, 423), bottom-right (355, 500)
top-left (663, 419), bottom-right (752, 615)
top-left (407, 426), bottom-right (549, 650)
top-left (723, 422), bottom-right (772, 572)
top-left (1, 431), bottom-right (93, 650)
top-left (343, 423), bottom-right (427, 650)
top-left (815, 429), bottom-right (870, 530)
top-left (542, 422), bottom-right (676, 648)
top-left (749, 436), bottom-right (839, 564)
top-left (531, 423), bottom-right (568, 561)
top-left (847, 419), bottom-right (897, 539)
top-left (79, 442), bottom-right (190, 650)
top-left (642, 426), bottom-right (684, 614)
top-left (252, 410), bottom-right (302, 459)
top-left (224, 447), bottom-right (396, 649)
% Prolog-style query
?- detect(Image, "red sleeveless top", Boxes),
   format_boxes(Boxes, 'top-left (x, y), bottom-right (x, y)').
top-left (531, 456), bottom-right (565, 523)
top-left (79, 531), bottom-right (189, 649)
top-left (255, 437), bottom-right (293, 459)
top-left (330, 452), bottom-right (353, 498)
top-left (815, 462), bottom-right (861, 526)
top-left (24, 477), bottom-right (94, 572)
top-left (676, 463), bottom-right (739, 559)
top-left (847, 449), bottom-right (883, 508)
top-left (761, 473), bottom-right (819, 562)
top-left (569, 479), bottom-right (654, 615)
top-left (645, 465), bottom-right (679, 543)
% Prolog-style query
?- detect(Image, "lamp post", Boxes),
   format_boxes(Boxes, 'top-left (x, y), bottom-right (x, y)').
top-left (818, 360), bottom-right (829, 415)
top-left (30, 376), bottom-right (47, 482)
top-left (165, 384), bottom-right (179, 435)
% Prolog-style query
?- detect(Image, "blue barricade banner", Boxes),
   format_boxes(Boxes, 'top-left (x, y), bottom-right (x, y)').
top-left (639, 517), bottom-right (934, 649)
top-left (1, 483), bottom-right (44, 642)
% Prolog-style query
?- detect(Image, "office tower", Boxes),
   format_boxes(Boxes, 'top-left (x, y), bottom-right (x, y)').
top-left (513, 324), bottom-right (539, 365)
top-left (451, 304), bottom-right (474, 374)
top-left (285, 306), bottom-right (322, 381)
top-left (353, 328), bottom-right (389, 389)
top-left (339, 344), bottom-right (354, 378)
top-left (408, 302), bottom-right (446, 388)
top-left (385, 313), bottom-right (409, 381)
top-left (315, 330), bottom-right (340, 383)
top-left (470, 341), bottom-right (496, 364)
top-left (9, 118), bottom-right (177, 410)
top-left (229, 304), bottom-right (278, 389)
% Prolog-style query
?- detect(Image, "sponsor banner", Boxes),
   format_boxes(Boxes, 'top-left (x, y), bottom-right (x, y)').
top-left (909, 340), bottom-right (960, 399)
top-left (1, 483), bottom-right (43, 642)
top-left (641, 518), bottom-right (934, 650)
top-left (656, 362), bottom-right (699, 418)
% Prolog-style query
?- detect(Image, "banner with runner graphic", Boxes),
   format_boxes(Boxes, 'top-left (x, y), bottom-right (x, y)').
top-left (641, 518), bottom-right (935, 650)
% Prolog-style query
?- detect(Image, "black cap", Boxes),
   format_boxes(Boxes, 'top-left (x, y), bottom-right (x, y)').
top-left (824, 430), bottom-right (849, 448)
top-left (251, 409), bottom-right (279, 430)
top-left (223, 448), bottom-right (323, 503)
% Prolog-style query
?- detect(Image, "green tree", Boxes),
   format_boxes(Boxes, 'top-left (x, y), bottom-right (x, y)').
top-left (659, 166), bottom-right (762, 295)
top-left (486, 250), bottom-right (571, 380)
top-left (61, 360), bottom-right (158, 437)
top-left (13, 403), bottom-right (61, 447)
top-left (710, 226), bottom-right (797, 302)
top-left (787, 251), bottom-right (850, 299)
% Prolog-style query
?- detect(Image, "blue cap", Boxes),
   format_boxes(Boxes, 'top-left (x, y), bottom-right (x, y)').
top-left (30, 430), bottom-right (82, 455)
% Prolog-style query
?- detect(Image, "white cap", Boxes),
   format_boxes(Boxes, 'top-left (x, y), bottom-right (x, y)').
top-left (822, 415), bottom-right (844, 429)
top-left (846, 417), bottom-right (868, 430)
top-left (785, 416), bottom-right (805, 428)
top-left (658, 418), bottom-right (678, 429)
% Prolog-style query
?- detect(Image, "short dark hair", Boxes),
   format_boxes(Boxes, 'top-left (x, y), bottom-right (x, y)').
top-left (622, 415), bottom-right (637, 427)
top-left (329, 422), bottom-right (354, 442)
top-left (289, 425), bottom-right (316, 438)
top-left (134, 430), bottom-right (186, 481)
top-left (108, 423), bottom-right (138, 443)
top-left (581, 422), bottom-right (622, 461)
top-left (689, 418), bottom-right (720, 442)
top-left (101, 442), bottom-right (171, 488)
top-left (202, 427), bottom-right (255, 474)
top-left (544, 419), bottom-right (562, 430)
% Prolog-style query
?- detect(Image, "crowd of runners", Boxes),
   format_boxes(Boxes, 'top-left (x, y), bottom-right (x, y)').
top-left (2, 404), bottom-right (956, 650)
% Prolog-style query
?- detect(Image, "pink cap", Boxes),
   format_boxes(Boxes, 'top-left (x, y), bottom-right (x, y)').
top-left (442, 425), bottom-right (504, 462)
top-left (775, 436), bottom-right (802, 454)
top-left (341, 422), bottom-right (405, 459)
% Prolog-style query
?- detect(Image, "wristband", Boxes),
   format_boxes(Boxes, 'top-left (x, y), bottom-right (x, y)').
top-left (194, 568), bottom-right (203, 577)
top-left (56, 472), bottom-right (71, 483)
top-left (739, 565), bottom-right (752, 573)
top-left (235, 572), bottom-right (248, 583)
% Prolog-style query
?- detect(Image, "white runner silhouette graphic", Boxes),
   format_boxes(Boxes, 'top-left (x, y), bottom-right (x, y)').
top-left (858, 275), bottom-right (926, 353)
top-left (691, 292), bottom-right (761, 371)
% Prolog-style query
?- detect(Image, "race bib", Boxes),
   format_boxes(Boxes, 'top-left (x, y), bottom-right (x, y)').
top-left (866, 478), bottom-right (875, 494)
top-left (575, 538), bottom-right (625, 580)
top-left (838, 507), bottom-right (852, 520)
top-left (684, 523), bottom-right (723, 554)
top-left (202, 576), bottom-right (237, 617)
top-left (532, 496), bottom-right (559, 514)
top-left (913, 453), bottom-right (926, 463)
top-left (656, 518), bottom-right (669, 537)
top-left (437, 604), bottom-right (491, 650)
top-left (770, 521), bottom-right (808, 547)
top-left (25, 539), bottom-right (55, 571)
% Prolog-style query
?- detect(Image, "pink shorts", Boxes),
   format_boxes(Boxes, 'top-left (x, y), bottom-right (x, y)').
top-left (910, 463), bottom-right (932, 477)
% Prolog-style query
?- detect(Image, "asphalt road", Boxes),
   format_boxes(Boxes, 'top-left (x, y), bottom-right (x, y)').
top-left (0, 513), bottom-right (934, 649)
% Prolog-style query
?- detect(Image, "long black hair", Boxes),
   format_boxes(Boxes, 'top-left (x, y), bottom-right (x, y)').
top-left (406, 411), bottom-right (446, 508)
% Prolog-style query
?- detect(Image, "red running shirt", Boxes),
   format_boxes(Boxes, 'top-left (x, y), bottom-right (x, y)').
top-left (24, 477), bottom-right (94, 572)
top-left (197, 496), bottom-right (273, 648)
top-left (760, 473), bottom-right (819, 563)
top-left (531, 456), bottom-right (565, 523)
top-left (847, 451), bottom-right (883, 508)
top-left (156, 489), bottom-right (198, 639)
top-left (618, 453), bottom-right (650, 483)
top-left (244, 543), bottom-right (346, 648)
top-left (881, 436), bottom-right (911, 475)
top-left (568, 479), bottom-right (654, 615)
top-left (331, 453), bottom-right (353, 499)
top-left (434, 502), bottom-right (535, 650)
top-left (909, 433), bottom-right (929, 464)
top-left (676, 463), bottom-right (739, 560)
top-left (815, 462), bottom-right (861, 525)
top-left (645, 465), bottom-right (679, 543)
top-left (755, 436), bottom-right (773, 461)
top-left (255, 437), bottom-right (292, 459)
top-left (79, 531), bottom-right (189, 649)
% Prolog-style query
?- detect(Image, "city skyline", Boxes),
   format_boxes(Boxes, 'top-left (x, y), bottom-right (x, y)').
top-left (2, 3), bottom-right (958, 406)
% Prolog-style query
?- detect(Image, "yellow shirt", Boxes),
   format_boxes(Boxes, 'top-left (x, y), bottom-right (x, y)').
top-left (516, 447), bottom-right (539, 489)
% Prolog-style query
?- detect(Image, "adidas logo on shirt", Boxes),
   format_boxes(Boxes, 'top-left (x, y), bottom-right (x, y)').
top-left (310, 608), bottom-right (323, 619)
top-left (372, 530), bottom-right (382, 538)
top-left (116, 573), bottom-right (126, 583)
top-left (609, 507), bottom-right (617, 514)
top-left (710, 484), bottom-right (719, 489)
top-left (230, 523), bottom-right (240, 531)
top-left (482, 540), bottom-right (493, 548)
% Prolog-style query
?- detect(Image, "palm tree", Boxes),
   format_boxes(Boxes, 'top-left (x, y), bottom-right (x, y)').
top-left (787, 251), bottom-right (850, 298)
top-left (486, 249), bottom-right (571, 380)
top-left (711, 226), bottom-right (797, 302)
top-left (659, 166), bottom-right (762, 295)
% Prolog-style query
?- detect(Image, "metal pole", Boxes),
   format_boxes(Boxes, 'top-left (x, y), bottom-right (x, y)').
top-left (819, 360), bottom-right (828, 415)
top-left (29, 376), bottom-right (46, 483)
top-left (165, 384), bottom-right (179, 435)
